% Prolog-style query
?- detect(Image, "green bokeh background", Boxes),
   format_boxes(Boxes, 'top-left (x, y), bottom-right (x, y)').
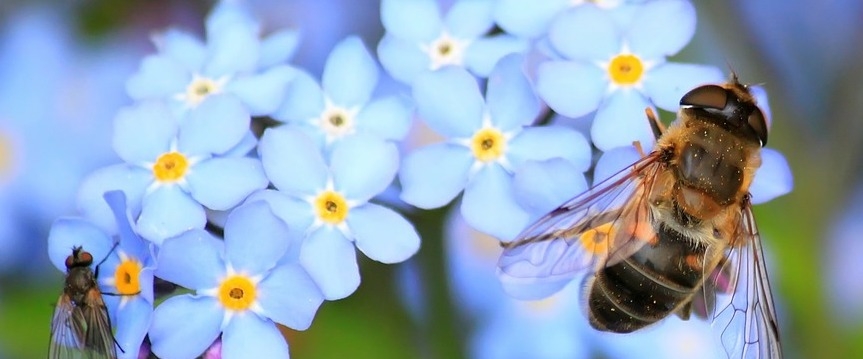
top-left (1, 1), bottom-right (862, 358)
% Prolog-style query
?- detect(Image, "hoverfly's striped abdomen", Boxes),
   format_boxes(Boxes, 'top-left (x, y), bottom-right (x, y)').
top-left (587, 224), bottom-right (706, 333)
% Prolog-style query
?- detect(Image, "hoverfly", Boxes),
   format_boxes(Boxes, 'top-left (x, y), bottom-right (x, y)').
top-left (49, 246), bottom-right (118, 359)
top-left (498, 76), bottom-right (782, 358)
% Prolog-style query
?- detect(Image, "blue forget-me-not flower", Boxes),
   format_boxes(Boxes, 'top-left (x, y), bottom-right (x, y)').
top-left (377, 0), bottom-right (529, 85)
top-left (253, 127), bottom-right (421, 300)
top-left (76, 97), bottom-right (268, 245)
top-left (536, 0), bottom-right (724, 151)
top-left (272, 36), bottom-right (413, 151)
top-left (400, 55), bottom-right (591, 241)
top-left (148, 201), bottom-right (323, 359)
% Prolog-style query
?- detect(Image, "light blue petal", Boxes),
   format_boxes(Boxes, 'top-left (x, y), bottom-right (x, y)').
top-left (206, 0), bottom-right (256, 35)
top-left (220, 130), bottom-right (258, 158)
top-left (224, 201), bottom-right (291, 275)
top-left (125, 55), bottom-right (189, 100)
top-left (323, 36), bottom-right (379, 109)
top-left (444, 0), bottom-right (494, 38)
top-left (494, 0), bottom-right (569, 38)
top-left (461, 165), bottom-right (531, 241)
top-left (508, 126), bottom-right (592, 171)
top-left (399, 143), bottom-right (473, 209)
top-left (548, 6), bottom-right (619, 61)
top-left (186, 157), bottom-right (268, 211)
top-left (512, 158), bottom-right (589, 216)
top-left (591, 90), bottom-right (656, 151)
top-left (750, 148), bottom-right (793, 205)
top-left (113, 101), bottom-right (176, 164)
top-left (137, 186), bottom-right (206, 245)
top-left (257, 262), bottom-right (324, 330)
top-left (377, 34), bottom-right (431, 85)
top-left (227, 65), bottom-right (297, 116)
top-left (258, 127), bottom-right (328, 196)
top-left (114, 296), bottom-right (152, 359)
top-left (258, 28), bottom-right (300, 69)
top-left (627, 0), bottom-right (696, 59)
top-left (485, 54), bottom-right (539, 131)
top-left (355, 95), bottom-right (413, 141)
top-left (204, 22), bottom-right (259, 77)
top-left (381, 0), bottom-right (442, 41)
top-left (349, 203), bottom-right (420, 263)
top-left (464, 34), bottom-right (530, 78)
top-left (643, 62), bottom-right (724, 112)
top-left (594, 145), bottom-right (642, 185)
top-left (536, 61), bottom-right (606, 118)
top-left (245, 190), bottom-right (312, 260)
top-left (299, 228), bottom-right (359, 300)
top-left (151, 28), bottom-right (206, 71)
top-left (271, 70), bottom-right (324, 123)
top-left (749, 85), bottom-right (773, 128)
top-left (178, 95), bottom-right (250, 156)
top-left (222, 314), bottom-right (288, 359)
top-left (331, 134), bottom-right (399, 203)
top-left (77, 164), bottom-right (151, 234)
top-left (103, 190), bottom-right (149, 263)
top-left (155, 229), bottom-right (224, 289)
top-left (149, 295), bottom-right (223, 359)
top-left (413, 67), bottom-right (484, 138)
top-left (47, 218), bottom-right (113, 272)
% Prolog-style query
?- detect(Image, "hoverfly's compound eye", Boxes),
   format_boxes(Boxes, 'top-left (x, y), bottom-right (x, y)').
top-left (79, 251), bottom-right (93, 263)
top-left (748, 108), bottom-right (768, 146)
top-left (64, 255), bottom-right (75, 269)
top-left (680, 84), bottom-right (728, 110)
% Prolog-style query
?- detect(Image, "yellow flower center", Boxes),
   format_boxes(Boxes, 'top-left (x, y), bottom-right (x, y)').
top-left (314, 191), bottom-right (349, 224)
top-left (218, 275), bottom-right (257, 311)
top-left (152, 152), bottom-right (189, 182)
top-left (113, 258), bottom-right (142, 295)
top-left (607, 54), bottom-right (644, 85)
top-left (579, 222), bottom-right (615, 255)
top-left (183, 76), bottom-right (222, 107)
top-left (471, 128), bottom-right (506, 162)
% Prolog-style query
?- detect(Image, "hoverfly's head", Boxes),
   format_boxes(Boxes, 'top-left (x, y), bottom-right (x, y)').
top-left (680, 82), bottom-right (768, 147)
top-left (65, 246), bottom-right (94, 269)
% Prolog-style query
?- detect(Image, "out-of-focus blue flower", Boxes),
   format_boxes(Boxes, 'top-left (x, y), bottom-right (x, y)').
top-left (399, 55), bottom-right (590, 240)
top-left (377, 0), bottom-right (529, 85)
top-left (272, 36), bottom-right (413, 151)
top-left (126, 1), bottom-right (298, 116)
top-left (148, 201), bottom-right (323, 359)
top-left (253, 127), bottom-right (420, 300)
top-left (0, 5), bottom-right (140, 274)
top-left (47, 191), bottom-right (154, 359)
top-left (536, 0), bottom-right (724, 151)
top-left (444, 208), bottom-right (595, 359)
top-left (76, 98), bottom-right (268, 244)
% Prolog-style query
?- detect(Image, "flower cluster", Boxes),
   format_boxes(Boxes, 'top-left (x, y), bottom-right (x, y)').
top-left (43, 0), bottom-right (794, 358)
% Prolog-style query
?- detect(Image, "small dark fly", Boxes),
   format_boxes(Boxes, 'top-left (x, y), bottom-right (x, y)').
top-left (49, 246), bottom-right (117, 359)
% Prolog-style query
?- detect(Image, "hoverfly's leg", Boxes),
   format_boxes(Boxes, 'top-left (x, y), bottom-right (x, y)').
top-left (632, 141), bottom-right (646, 158)
top-left (94, 241), bottom-right (122, 278)
top-left (102, 290), bottom-right (142, 297)
top-left (645, 107), bottom-right (665, 139)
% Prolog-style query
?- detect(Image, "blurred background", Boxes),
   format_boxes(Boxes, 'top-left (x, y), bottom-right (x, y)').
top-left (0, 0), bottom-right (861, 358)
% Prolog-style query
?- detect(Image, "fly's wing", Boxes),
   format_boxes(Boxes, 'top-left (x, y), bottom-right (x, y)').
top-left (497, 151), bottom-right (665, 300)
top-left (712, 199), bottom-right (782, 359)
top-left (81, 289), bottom-right (118, 358)
top-left (49, 295), bottom-right (86, 358)
top-left (49, 291), bottom-right (117, 359)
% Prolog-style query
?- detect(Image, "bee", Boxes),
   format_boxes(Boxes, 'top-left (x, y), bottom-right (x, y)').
top-left (49, 246), bottom-right (118, 359)
top-left (498, 76), bottom-right (782, 359)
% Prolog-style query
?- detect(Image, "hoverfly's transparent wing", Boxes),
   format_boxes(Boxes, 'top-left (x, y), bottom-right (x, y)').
top-left (498, 151), bottom-right (664, 300)
top-left (49, 295), bottom-right (86, 358)
top-left (712, 198), bottom-right (782, 359)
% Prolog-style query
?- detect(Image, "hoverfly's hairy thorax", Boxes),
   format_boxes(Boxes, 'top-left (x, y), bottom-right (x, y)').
top-left (64, 266), bottom-right (98, 305)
